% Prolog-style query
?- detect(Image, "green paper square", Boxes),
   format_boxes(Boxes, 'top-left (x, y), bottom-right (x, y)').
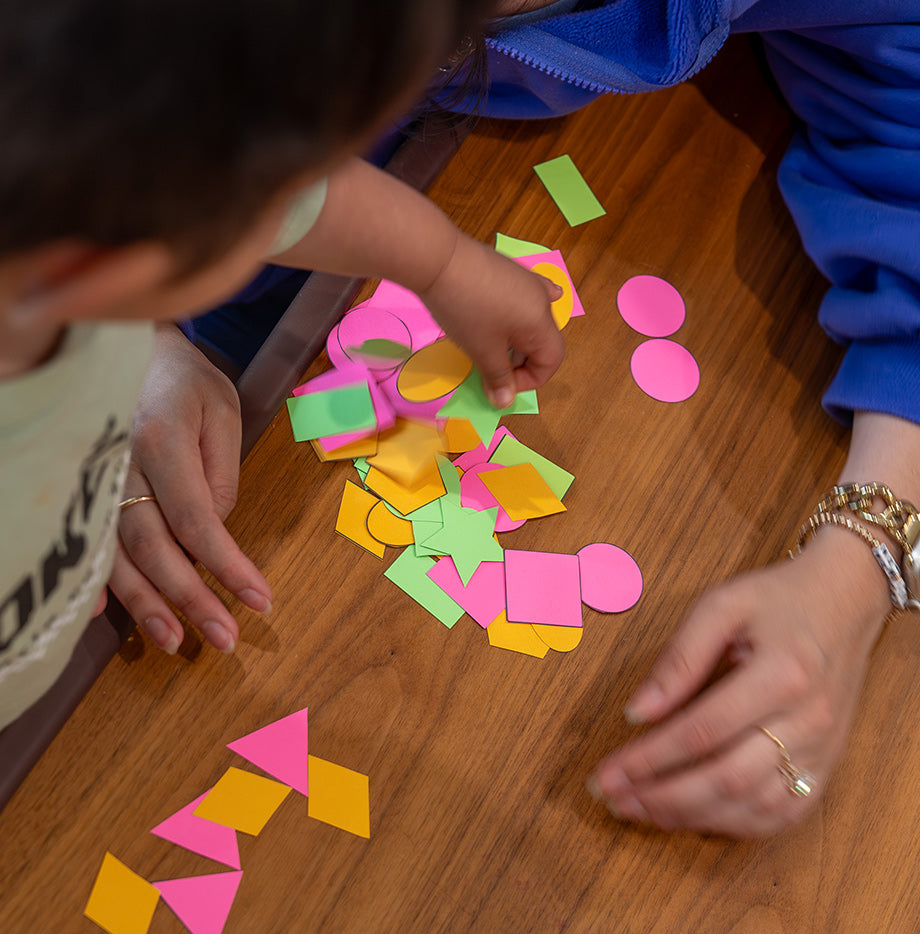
top-left (384, 550), bottom-right (464, 628)
top-left (286, 383), bottom-right (375, 442)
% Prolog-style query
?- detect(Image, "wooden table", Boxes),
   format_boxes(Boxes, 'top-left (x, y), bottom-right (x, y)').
top-left (4, 37), bottom-right (920, 933)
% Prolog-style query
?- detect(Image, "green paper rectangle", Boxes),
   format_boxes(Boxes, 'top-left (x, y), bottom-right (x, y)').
top-left (384, 550), bottom-right (464, 628)
top-left (286, 383), bottom-right (375, 442)
top-left (489, 435), bottom-right (574, 499)
top-left (533, 155), bottom-right (606, 227)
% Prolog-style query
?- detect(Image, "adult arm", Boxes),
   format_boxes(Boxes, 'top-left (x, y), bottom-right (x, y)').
top-left (592, 19), bottom-right (920, 835)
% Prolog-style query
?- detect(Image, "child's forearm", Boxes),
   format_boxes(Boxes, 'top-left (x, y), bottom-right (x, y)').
top-left (270, 157), bottom-right (463, 292)
top-left (272, 156), bottom-right (566, 406)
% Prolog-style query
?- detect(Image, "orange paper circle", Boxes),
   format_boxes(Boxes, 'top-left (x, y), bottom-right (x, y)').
top-left (396, 340), bottom-right (473, 402)
top-left (532, 623), bottom-right (583, 652)
top-left (531, 262), bottom-right (574, 330)
top-left (366, 500), bottom-right (414, 546)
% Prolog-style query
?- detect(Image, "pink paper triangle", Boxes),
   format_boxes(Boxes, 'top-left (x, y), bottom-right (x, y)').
top-left (154, 870), bottom-right (243, 934)
top-left (150, 792), bottom-right (240, 869)
top-left (226, 707), bottom-right (309, 796)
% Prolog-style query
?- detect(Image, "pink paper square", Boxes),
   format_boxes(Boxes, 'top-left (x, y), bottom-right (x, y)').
top-left (427, 558), bottom-right (506, 628)
top-left (504, 549), bottom-right (583, 627)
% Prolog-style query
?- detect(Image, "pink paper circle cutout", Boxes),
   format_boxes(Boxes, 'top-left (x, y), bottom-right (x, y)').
top-left (333, 308), bottom-right (413, 376)
top-left (630, 339), bottom-right (699, 403)
top-left (617, 275), bottom-right (685, 337)
top-left (577, 543), bottom-right (643, 613)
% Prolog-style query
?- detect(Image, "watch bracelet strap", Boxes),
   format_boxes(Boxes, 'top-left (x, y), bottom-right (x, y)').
top-left (815, 481), bottom-right (920, 555)
top-left (796, 510), bottom-right (912, 611)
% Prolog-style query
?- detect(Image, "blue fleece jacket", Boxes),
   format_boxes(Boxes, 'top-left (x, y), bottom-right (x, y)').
top-left (446, 0), bottom-right (920, 426)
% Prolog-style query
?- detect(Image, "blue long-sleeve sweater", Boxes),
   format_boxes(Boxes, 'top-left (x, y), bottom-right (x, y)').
top-left (446, 0), bottom-right (920, 426)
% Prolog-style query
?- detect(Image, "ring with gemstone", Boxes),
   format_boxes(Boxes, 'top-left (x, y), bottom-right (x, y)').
top-left (757, 726), bottom-right (816, 798)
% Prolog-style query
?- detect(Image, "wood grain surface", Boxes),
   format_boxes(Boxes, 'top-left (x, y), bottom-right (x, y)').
top-left (4, 37), bottom-right (920, 933)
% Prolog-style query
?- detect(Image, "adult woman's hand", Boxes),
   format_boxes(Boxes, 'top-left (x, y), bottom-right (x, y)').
top-left (108, 323), bottom-right (272, 654)
top-left (591, 412), bottom-right (920, 836)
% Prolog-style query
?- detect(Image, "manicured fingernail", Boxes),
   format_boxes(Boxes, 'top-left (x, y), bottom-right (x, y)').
top-left (614, 793), bottom-right (648, 823)
top-left (143, 617), bottom-right (179, 655)
top-left (585, 774), bottom-right (604, 802)
top-left (239, 588), bottom-right (272, 614)
top-left (201, 620), bottom-right (235, 653)
top-left (625, 682), bottom-right (663, 723)
top-left (490, 387), bottom-right (514, 409)
top-left (549, 282), bottom-right (564, 300)
top-left (596, 764), bottom-right (630, 798)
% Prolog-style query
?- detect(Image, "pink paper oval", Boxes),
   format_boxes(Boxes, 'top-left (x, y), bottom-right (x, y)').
top-left (617, 275), bottom-right (685, 337)
top-left (333, 308), bottom-right (413, 376)
top-left (630, 339), bottom-right (699, 403)
top-left (577, 543), bottom-right (643, 613)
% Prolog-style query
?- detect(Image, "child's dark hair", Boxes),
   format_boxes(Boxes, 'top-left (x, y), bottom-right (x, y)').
top-left (0, 0), bottom-right (496, 268)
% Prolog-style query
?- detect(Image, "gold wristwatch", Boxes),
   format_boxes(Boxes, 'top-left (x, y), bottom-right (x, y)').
top-left (817, 482), bottom-right (920, 606)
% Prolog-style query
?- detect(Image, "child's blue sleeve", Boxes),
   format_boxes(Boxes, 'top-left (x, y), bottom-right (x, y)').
top-left (762, 22), bottom-right (920, 425)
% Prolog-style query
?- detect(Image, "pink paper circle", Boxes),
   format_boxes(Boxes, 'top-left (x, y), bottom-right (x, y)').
top-left (617, 275), bottom-right (685, 337)
top-left (577, 543), bottom-right (643, 613)
top-left (630, 339), bottom-right (699, 403)
top-left (331, 307), bottom-right (413, 376)
top-left (459, 462), bottom-right (526, 532)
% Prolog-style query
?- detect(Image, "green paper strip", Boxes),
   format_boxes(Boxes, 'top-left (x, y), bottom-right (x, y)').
top-left (384, 550), bottom-right (464, 628)
top-left (533, 155), bottom-right (606, 227)
top-left (286, 383), bottom-right (375, 442)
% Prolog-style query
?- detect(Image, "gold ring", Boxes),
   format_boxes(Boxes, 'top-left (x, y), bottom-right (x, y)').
top-left (757, 726), bottom-right (815, 798)
top-left (117, 495), bottom-right (158, 511)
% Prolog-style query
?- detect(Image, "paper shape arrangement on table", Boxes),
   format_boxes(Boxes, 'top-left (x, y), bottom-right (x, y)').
top-left (86, 705), bottom-right (371, 934)
top-left (279, 234), bottom-right (663, 661)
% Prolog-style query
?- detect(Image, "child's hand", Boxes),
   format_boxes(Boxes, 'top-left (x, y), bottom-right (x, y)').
top-left (589, 527), bottom-right (891, 836)
top-left (417, 234), bottom-right (565, 408)
top-left (108, 324), bottom-right (272, 654)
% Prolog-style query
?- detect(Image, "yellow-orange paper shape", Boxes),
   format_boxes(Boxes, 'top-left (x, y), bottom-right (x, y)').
top-left (311, 433), bottom-right (379, 462)
top-left (442, 418), bottom-right (482, 454)
top-left (307, 755), bottom-right (371, 838)
top-left (335, 480), bottom-right (385, 557)
top-left (533, 623), bottom-right (583, 652)
top-left (364, 459), bottom-right (446, 515)
top-left (486, 611), bottom-right (549, 658)
top-left (396, 340), bottom-right (473, 402)
top-left (366, 418), bottom-right (445, 486)
top-left (84, 853), bottom-right (160, 934)
top-left (479, 462), bottom-right (567, 521)
top-left (531, 261), bottom-right (574, 330)
top-left (194, 767), bottom-right (291, 836)
top-left (366, 500), bottom-right (414, 546)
